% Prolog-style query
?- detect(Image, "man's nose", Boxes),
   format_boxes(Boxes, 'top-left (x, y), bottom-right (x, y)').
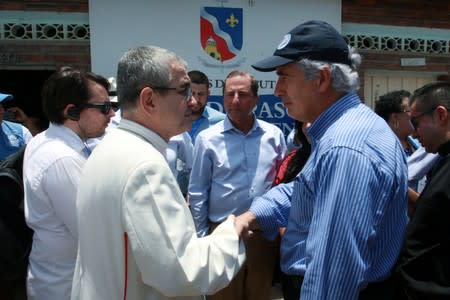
top-left (187, 94), bottom-right (198, 106)
top-left (274, 80), bottom-right (283, 97)
top-left (108, 107), bottom-right (116, 118)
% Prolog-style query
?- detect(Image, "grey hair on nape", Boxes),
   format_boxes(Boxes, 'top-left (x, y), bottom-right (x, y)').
top-left (297, 46), bottom-right (361, 93)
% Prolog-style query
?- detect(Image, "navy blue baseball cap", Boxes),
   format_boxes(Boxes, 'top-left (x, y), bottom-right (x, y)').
top-left (0, 92), bottom-right (13, 103)
top-left (252, 20), bottom-right (351, 72)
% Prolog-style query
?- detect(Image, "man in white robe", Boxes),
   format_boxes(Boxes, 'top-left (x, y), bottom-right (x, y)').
top-left (71, 45), bottom-right (246, 300)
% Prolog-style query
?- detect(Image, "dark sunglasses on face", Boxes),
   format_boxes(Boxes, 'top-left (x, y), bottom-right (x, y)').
top-left (410, 108), bottom-right (435, 130)
top-left (84, 101), bottom-right (119, 115)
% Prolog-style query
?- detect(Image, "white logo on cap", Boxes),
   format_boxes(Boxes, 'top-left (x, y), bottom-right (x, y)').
top-left (277, 34), bottom-right (291, 50)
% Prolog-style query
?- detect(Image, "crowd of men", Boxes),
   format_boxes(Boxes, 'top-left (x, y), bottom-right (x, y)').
top-left (0, 20), bottom-right (449, 300)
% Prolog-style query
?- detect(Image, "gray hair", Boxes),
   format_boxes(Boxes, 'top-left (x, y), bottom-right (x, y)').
top-left (297, 46), bottom-right (361, 93)
top-left (116, 45), bottom-right (187, 110)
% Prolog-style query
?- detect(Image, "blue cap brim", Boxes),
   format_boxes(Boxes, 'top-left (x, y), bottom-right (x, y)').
top-left (251, 55), bottom-right (295, 72)
top-left (0, 93), bottom-right (13, 103)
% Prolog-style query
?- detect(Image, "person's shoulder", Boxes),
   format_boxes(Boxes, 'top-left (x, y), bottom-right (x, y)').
top-left (256, 118), bottom-right (283, 134)
top-left (328, 104), bottom-right (388, 142)
top-left (2, 120), bottom-right (25, 133)
top-left (168, 132), bottom-right (187, 143)
top-left (196, 120), bottom-right (225, 143)
top-left (26, 128), bottom-right (81, 162)
top-left (21, 125), bottom-right (32, 142)
top-left (205, 106), bottom-right (225, 120)
top-left (91, 129), bottom-right (168, 170)
top-left (2, 120), bottom-right (17, 128)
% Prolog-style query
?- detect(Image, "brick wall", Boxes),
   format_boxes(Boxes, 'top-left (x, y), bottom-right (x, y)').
top-left (0, 0), bottom-right (90, 70)
top-left (1, 1), bottom-right (449, 79)
top-left (342, 0), bottom-right (450, 99)
top-left (342, 0), bottom-right (450, 29)
top-left (0, 1), bottom-right (448, 122)
top-left (0, 41), bottom-right (91, 71)
top-left (0, 0), bottom-right (88, 12)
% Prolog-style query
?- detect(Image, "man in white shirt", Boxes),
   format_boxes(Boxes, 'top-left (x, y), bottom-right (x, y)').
top-left (23, 66), bottom-right (115, 300)
top-left (71, 46), bottom-right (247, 300)
top-left (189, 70), bottom-right (287, 300)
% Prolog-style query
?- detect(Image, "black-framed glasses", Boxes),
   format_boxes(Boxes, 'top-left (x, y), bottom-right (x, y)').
top-left (84, 101), bottom-right (119, 115)
top-left (150, 86), bottom-right (192, 102)
top-left (410, 108), bottom-right (435, 130)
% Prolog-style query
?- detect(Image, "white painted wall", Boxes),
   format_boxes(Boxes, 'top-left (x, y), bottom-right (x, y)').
top-left (89, 0), bottom-right (342, 134)
top-left (89, 0), bottom-right (341, 95)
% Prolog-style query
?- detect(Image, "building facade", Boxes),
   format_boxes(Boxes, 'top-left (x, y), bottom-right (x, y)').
top-left (1, 0), bottom-right (449, 120)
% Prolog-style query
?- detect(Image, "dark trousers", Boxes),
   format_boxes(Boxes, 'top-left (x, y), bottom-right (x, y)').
top-left (280, 272), bottom-right (303, 300)
top-left (0, 277), bottom-right (27, 300)
top-left (358, 276), bottom-right (396, 300)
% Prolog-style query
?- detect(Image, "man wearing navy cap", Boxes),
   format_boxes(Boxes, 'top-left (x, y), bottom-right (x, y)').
top-left (0, 92), bottom-right (33, 160)
top-left (238, 20), bottom-right (408, 299)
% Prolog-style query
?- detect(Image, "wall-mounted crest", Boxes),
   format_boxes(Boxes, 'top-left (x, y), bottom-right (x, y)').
top-left (200, 7), bottom-right (243, 62)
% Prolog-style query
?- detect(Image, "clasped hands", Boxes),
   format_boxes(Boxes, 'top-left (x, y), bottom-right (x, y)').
top-left (229, 211), bottom-right (260, 240)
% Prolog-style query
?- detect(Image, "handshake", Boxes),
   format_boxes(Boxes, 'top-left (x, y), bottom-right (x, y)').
top-left (229, 211), bottom-right (260, 240)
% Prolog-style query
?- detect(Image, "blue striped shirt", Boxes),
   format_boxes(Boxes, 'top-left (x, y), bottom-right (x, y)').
top-left (250, 92), bottom-right (408, 300)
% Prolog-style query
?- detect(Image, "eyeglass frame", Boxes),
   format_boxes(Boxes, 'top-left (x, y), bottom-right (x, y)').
top-left (409, 107), bottom-right (436, 130)
top-left (84, 101), bottom-right (119, 115)
top-left (149, 85), bottom-right (192, 102)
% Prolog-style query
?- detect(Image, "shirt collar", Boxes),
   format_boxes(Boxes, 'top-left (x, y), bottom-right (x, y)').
top-left (118, 119), bottom-right (167, 154)
top-left (192, 114), bottom-right (206, 127)
top-left (308, 92), bottom-right (361, 143)
top-left (201, 107), bottom-right (210, 118)
top-left (223, 114), bottom-right (262, 135)
top-left (47, 122), bottom-right (87, 154)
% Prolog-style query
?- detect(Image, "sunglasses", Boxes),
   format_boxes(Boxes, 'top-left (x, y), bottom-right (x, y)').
top-left (84, 101), bottom-right (119, 115)
top-left (409, 108), bottom-right (435, 130)
top-left (150, 86), bottom-right (192, 102)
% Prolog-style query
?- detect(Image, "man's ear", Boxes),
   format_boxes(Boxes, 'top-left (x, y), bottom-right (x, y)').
top-left (389, 113), bottom-right (400, 129)
top-left (317, 66), bottom-right (332, 93)
top-left (65, 104), bottom-right (80, 121)
top-left (435, 105), bottom-right (449, 126)
top-left (390, 112), bottom-right (400, 123)
top-left (139, 86), bottom-right (157, 115)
